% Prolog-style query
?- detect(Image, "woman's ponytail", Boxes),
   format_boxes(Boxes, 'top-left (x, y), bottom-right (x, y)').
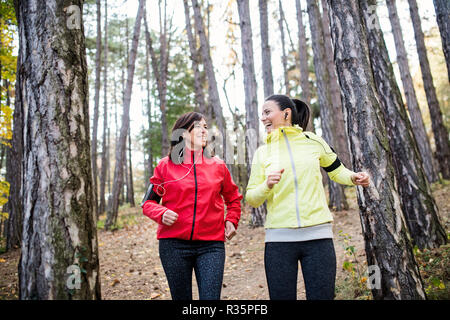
top-left (292, 98), bottom-right (310, 131)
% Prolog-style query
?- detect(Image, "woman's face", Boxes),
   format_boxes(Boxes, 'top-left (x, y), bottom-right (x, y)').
top-left (185, 118), bottom-right (208, 150)
top-left (261, 100), bottom-right (289, 133)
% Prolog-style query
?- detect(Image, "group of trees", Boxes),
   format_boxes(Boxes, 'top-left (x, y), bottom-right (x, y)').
top-left (0, 0), bottom-right (448, 300)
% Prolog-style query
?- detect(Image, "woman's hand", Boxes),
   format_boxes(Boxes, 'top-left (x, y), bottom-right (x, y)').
top-left (225, 221), bottom-right (237, 241)
top-left (267, 168), bottom-right (285, 189)
top-left (162, 210), bottom-right (178, 226)
top-left (351, 172), bottom-right (370, 187)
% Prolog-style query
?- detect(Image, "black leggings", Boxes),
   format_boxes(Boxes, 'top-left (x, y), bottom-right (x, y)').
top-left (264, 239), bottom-right (336, 300)
top-left (159, 238), bottom-right (225, 300)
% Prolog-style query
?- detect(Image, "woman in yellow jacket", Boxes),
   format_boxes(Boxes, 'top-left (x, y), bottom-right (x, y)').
top-left (246, 94), bottom-right (369, 300)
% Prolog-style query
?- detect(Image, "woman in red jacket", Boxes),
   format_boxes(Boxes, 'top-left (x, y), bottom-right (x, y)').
top-left (142, 112), bottom-right (243, 300)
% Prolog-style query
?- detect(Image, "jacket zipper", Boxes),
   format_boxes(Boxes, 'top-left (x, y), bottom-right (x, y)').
top-left (189, 152), bottom-right (198, 240)
top-left (282, 130), bottom-right (301, 227)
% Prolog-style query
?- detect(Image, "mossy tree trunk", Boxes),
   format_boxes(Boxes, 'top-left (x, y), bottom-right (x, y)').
top-left (16, 0), bottom-right (101, 299)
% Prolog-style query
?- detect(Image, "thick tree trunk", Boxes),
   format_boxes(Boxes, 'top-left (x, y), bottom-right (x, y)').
top-left (432, 0), bottom-right (450, 82)
top-left (386, 0), bottom-right (438, 183)
top-left (107, 0), bottom-right (144, 230)
top-left (307, 0), bottom-right (348, 211)
top-left (91, 0), bottom-right (102, 220)
top-left (362, 0), bottom-right (447, 250)
top-left (237, 0), bottom-right (267, 227)
top-left (408, 0), bottom-right (450, 179)
top-left (16, 0), bottom-right (100, 299)
top-left (259, 0), bottom-right (274, 98)
top-left (327, 0), bottom-right (426, 300)
top-left (295, 0), bottom-right (311, 126)
top-left (191, 0), bottom-right (228, 162)
top-left (183, 0), bottom-right (208, 118)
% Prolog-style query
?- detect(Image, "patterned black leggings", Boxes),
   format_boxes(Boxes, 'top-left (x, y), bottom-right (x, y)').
top-left (264, 239), bottom-right (336, 300)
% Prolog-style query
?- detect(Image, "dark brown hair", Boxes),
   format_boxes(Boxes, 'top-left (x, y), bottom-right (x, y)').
top-left (265, 94), bottom-right (310, 131)
top-left (168, 112), bottom-right (206, 164)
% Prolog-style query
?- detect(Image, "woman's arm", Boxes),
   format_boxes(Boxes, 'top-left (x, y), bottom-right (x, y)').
top-left (221, 162), bottom-right (243, 229)
top-left (245, 147), bottom-right (273, 208)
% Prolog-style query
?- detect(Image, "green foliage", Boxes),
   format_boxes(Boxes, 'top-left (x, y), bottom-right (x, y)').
top-left (414, 244), bottom-right (450, 299)
top-left (335, 230), bottom-right (372, 300)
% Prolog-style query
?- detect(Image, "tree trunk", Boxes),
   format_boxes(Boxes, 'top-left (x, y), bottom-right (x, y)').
top-left (295, 0), bottom-right (311, 130)
top-left (327, 0), bottom-right (426, 300)
top-left (99, 0), bottom-right (108, 216)
top-left (183, 0), bottom-right (208, 118)
top-left (259, 0), bottom-right (274, 98)
top-left (278, 0), bottom-right (289, 95)
top-left (307, 0), bottom-right (348, 211)
top-left (408, 0), bottom-right (450, 179)
top-left (143, 7), bottom-right (169, 157)
top-left (127, 127), bottom-right (135, 207)
top-left (144, 31), bottom-right (153, 178)
top-left (91, 0), bottom-right (102, 220)
top-left (16, 0), bottom-right (101, 299)
top-left (107, 0), bottom-right (144, 230)
top-left (5, 73), bottom-right (23, 252)
top-left (433, 0), bottom-right (450, 82)
top-left (237, 0), bottom-right (267, 227)
top-left (386, 0), bottom-right (438, 183)
top-left (362, 0), bottom-right (447, 250)
top-left (191, 0), bottom-right (228, 163)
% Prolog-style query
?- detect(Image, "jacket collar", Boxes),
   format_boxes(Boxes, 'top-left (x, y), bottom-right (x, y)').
top-left (264, 125), bottom-right (304, 144)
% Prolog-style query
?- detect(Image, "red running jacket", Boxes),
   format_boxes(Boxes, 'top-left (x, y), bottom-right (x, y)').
top-left (142, 148), bottom-right (243, 241)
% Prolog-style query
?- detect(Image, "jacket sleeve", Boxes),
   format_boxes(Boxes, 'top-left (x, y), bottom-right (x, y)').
top-left (316, 135), bottom-right (356, 186)
top-left (142, 160), bottom-right (169, 224)
top-left (245, 147), bottom-right (272, 208)
top-left (221, 162), bottom-right (243, 229)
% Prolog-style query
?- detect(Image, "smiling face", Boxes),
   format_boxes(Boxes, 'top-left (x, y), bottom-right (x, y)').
top-left (261, 100), bottom-right (290, 133)
top-left (185, 118), bottom-right (208, 150)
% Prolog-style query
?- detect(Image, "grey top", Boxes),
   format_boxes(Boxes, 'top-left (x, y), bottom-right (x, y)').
top-left (265, 223), bottom-right (333, 242)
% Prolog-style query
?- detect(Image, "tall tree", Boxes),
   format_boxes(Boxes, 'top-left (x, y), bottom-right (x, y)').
top-left (16, 0), bottom-right (100, 299)
top-left (362, 0), bottom-right (447, 249)
top-left (408, 0), bottom-right (450, 179)
top-left (433, 0), bottom-right (450, 81)
top-left (99, 0), bottom-right (108, 216)
top-left (327, 0), bottom-right (426, 299)
top-left (259, 0), bottom-right (274, 98)
top-left (306, 0), bottom-right (348, 211)
top-left (183, 0), bottom-right (208, 118)
top-left (91, 0), bottom-right (102, 219)
top-left (386, 0), bottom-right (438, 183)
top-left (106, 0), bottom-right (145, 230)
top-left (295, 0), bottom-right (311, 115)
top-left (191, 0), bottom-right (228, 162)
top-left (237, 0), bottom-right (267, 227)
top-left (278, 0), bottom-right (289, 94)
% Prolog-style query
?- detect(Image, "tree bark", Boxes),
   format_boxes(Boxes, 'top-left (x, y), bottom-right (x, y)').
top-left (16, 0), bottom-right (101, 299)
top-left (191, 0), bottom-right (228, 162)
top-left (237, 0), bottom-right (267, 227)
top-left (432, 0), bottom-right (450, 82)
top-left (386, 0), bottom-right (438, 183)
top-left (259, 0), bottom-right (274, 98)
top-left (408, 0), bottom-right (450, 179)
top-left (127, 127), bottom-right (135, 207)
top-left (362, 0), bottom-right (447, 250)
top-left (327, 0), bottom-right (426, 300)
top-left (307, 0), bottom-right (348, 211)
top-left (107, 0), bottom-right (144, 230)
top-left (91, 0), bottom-right (102, 220)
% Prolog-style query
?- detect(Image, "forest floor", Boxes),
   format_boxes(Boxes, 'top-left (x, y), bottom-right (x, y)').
top-left (1, 183), bottom-right (449, 300)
